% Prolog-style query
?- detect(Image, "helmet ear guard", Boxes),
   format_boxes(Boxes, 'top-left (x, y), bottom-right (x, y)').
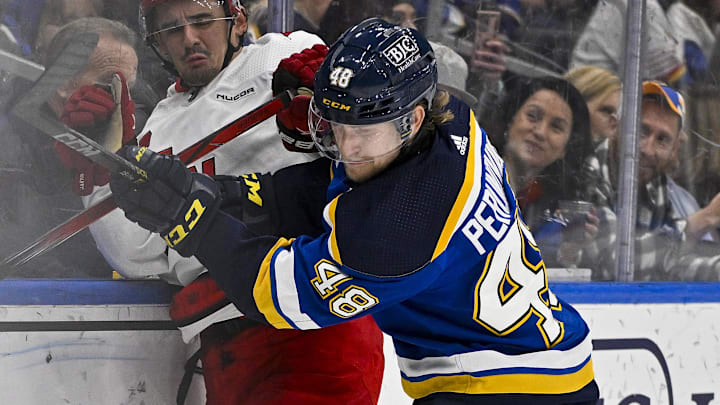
top-left (395, 110), bottom-right (415, 141)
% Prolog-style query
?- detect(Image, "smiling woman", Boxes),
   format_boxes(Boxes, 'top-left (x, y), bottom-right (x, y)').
top-left (493, 76), bottom-right (592, 204)
top-left (489, 76), bottom-right (596, 267)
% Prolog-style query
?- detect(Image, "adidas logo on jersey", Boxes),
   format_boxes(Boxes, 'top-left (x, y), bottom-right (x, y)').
top-left (451, 135), bottom-right (468, 155)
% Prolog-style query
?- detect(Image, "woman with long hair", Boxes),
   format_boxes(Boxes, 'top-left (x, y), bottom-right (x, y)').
top-left (490, 76), bottom-right (599, 267)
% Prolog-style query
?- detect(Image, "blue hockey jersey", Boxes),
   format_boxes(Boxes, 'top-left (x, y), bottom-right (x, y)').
top-left (196, 97), bottom-right (594, 399)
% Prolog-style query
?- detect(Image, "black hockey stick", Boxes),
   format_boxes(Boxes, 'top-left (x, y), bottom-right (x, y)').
top-left (9, 33), bottom-right (148, 185)
top-left (0, 90), bottom-right (293, 272)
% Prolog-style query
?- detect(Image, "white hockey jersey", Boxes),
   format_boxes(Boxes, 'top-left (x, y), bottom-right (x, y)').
top-left (84, 31), bottom-right (324, 288)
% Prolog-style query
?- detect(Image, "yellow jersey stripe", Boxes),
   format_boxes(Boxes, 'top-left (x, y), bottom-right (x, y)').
top-left (431, 110), bottom-right (478, 260)
top-left (402, 358), bottom-right (595, 399)
top-left (326, 197), bottom-right (343, 264)
top-left (253, 237), bottom-right (294, 329)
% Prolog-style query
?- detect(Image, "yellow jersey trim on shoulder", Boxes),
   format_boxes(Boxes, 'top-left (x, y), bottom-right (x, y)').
top-left (253, 237), bottom-right (295, 329)
top-left (325, 197), bottom-right (343, 265)
top-left (432, 110), bottom-right (478, 260)
top-left (402, 358), bottom-right (595, 399)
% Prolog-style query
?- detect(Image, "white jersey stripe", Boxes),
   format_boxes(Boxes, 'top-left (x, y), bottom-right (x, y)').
top-left (272, 248), bottom-right (321, 329)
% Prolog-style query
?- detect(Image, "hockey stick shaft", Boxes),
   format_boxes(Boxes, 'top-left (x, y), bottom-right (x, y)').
top-left (0, 48), bottom-right (45, 81)
top-left (1, 90), bottom-right (293, 270)
top-left (9, 34), bottom-right (148, 184)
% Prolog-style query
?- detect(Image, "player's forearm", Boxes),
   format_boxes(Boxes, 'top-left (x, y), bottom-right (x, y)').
top-left (271, 157), bottom-right (331, 238)
top-left (195, 210), bottom-right (428, 330)
top-left (194, 211), bottom-right (282, 325)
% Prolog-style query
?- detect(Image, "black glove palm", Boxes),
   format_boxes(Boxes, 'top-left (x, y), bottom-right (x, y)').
top-left (110, 146), bottom-right (221, 257)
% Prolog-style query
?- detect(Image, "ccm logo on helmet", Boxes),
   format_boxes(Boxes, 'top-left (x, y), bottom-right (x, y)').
top-left (322, 98), bottom-right (351, 111)
top-left (382, 35), bottom-right (420, 72)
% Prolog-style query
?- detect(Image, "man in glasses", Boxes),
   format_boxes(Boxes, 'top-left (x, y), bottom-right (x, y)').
top-left (583, 81), bottom-right (720, 281)
top-left (83, 1), bottom-right (384, 404)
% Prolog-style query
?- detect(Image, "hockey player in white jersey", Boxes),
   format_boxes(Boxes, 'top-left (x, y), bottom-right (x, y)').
top-left (109, 18), bottom-right (600, 404)
top-left (84, 1), bottom-right (384, 404)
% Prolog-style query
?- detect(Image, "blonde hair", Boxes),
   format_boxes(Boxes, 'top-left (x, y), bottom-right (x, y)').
top-left (564, 65), bottom-right (621, 104)
top-left (419, 90), bottom-right (454, 135)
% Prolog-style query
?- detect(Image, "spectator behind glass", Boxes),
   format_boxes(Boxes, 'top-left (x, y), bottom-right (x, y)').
top-left (1, 17), bottom-right (138, 278)
top-left (582, 81), bottom-right (720, 280)
top-left (386, 0), bottom-right (417, 28)
top-left (383, 1), bottom-right (473, 105)
top-left (248, 0), bottom-right (386, 45)
top-left (1, 0), bottom-right (163, 118)
top-left (293, 0), bottom-right (333, 34)
top-left (43, 19), bottom-right (138, 117)
top-left (314, 0), bottom-right (389, 44)
top-left (99, 0), bottom-right (171, 105)
top-left (667, 0), bottom-right (720, 83)
top-left (494, 0), bottom-right (598, 70)
top-left (490, 76), bottom-right (598, 268)
top-left (571, 0), bottom-right (686, 84)
top-left (565, 65), bottom-right (622, 147)
top-left (247, 0), bottom-right (333, 40)
top-left (0, 0), bottom-right (46, 58)
top-left (34, 0), bottom-right (104, 58)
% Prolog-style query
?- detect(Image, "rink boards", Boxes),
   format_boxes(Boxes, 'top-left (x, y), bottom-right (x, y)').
top-left (0, 280), bottom-right (718, 405)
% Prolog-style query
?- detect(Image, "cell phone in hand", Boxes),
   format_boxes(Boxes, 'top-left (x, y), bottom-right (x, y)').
top-left (474, 10), bottom-right (501, 54)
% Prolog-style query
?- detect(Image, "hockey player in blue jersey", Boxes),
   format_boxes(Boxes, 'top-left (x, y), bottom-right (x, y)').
top-left (109, 18), bottom-right (599, 404)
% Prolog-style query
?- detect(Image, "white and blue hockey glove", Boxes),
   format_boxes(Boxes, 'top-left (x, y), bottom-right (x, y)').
top-left (110, 146), bottom-right (221, 257)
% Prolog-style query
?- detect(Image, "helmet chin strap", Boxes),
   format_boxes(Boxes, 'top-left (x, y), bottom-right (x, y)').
top-left (221, 13), bottom-right (245, 71)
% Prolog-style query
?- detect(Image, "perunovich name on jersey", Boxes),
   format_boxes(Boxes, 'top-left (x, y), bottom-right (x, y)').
top-left (462, 143), bottom-right (512, 255)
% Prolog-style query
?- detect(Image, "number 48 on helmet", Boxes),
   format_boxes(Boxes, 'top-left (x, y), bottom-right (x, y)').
top-left (309, 18), bottom-right (438, 163)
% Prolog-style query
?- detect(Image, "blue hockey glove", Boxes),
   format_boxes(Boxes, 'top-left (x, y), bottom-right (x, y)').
top-left (110, 146), bottom-right (221, 257)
